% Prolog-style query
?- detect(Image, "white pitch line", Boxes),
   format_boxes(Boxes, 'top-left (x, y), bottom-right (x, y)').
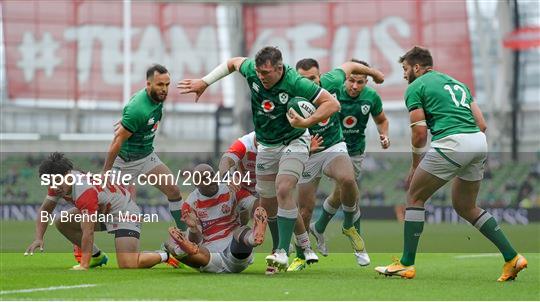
top-left (454, 253), bottom-right (500, 259)
top-left (0, 284), bottom-right (96, 295)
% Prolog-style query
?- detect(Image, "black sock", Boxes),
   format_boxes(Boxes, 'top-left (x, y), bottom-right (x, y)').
top-left (92, 251), bottom-right (101, 258)
top-left (230, 229), bottom-right (253, 259)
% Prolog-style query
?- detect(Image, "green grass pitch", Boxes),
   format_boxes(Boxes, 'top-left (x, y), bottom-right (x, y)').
top-left (1, 221), bottom-right (539, 300)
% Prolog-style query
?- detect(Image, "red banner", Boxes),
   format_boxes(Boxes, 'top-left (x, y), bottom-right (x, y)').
top-left (243, 1), bottom-right (474, 101)
top-left (503, 26), bottom-right (540, 50)
top-left (3, 1), bottom-right (221, 104)
top-left (4, 1), bottom-right (474, 105)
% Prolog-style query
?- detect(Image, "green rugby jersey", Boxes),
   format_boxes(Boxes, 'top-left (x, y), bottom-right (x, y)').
top-left (308, 68), bottom-right (346, 151)
top-left (239, 59), bottom-right (322, 146)
top-left (119, 88), bottom-right (163, 161)
top-left (405, 71), bottom-right (479, 141)
top-left (338, 85), bottom-right (383, 156)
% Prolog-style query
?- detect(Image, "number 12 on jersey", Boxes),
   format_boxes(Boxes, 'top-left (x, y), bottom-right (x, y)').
top-left (444, 84), bottom-right (470, 109)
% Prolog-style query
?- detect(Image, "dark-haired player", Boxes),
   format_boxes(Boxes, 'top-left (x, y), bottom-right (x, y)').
top-left (26, 152), bottom-right (179, 270)
top-left (293, 58), bottom-right (387, 268)
top-left (179, 46), bottom-right (339, 272)
top-left (375, 46), bottom-right (527, 281)
top-left (102, 64), bottom-right (185, 231)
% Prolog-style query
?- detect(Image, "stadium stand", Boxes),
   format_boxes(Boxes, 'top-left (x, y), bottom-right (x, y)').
top-left (2, 153), bottom-right (538, 208)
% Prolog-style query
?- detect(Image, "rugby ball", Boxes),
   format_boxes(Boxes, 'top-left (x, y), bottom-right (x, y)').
top-left (287, 97), bottom-right (316, 119)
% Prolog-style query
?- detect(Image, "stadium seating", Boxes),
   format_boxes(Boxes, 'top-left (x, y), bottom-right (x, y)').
top-left (1, 154), bottom-right (538, 207)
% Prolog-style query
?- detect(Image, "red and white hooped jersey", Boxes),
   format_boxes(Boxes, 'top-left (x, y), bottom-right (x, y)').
top-left (47, 171), bottom-right (132, 215)
top-left (223, 131), bottom-right (257, 194)
top-left (182, 184), bottom-right (256, 253)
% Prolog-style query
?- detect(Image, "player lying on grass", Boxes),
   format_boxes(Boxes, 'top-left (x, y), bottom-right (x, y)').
top-left (218, 131), bottom-right (323, 274)
top-left (375, 46), bottom-right (527, 281)
top-left (164, 164), bottom-right (268, 273)
top-left (27, 152), bottom-right (179, 270)
top-left (179, 46), bottom-right (340, 272)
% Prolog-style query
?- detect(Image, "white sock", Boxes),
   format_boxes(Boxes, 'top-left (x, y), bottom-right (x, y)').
top-left (295, 232), bottom-right (310, 250)
top-left (342, 204), bottom-right (356, 213)
top-left (353, 207), bottom-right (361, 222)
top-left (323, 197), bottom-right (339, 214)
top-left (159, 251), bottom-right (168, 262)
top-left (246, 230), bottom-right (256, 246)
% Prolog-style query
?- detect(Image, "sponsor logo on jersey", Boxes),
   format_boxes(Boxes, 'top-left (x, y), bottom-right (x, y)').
top-left (302, 171), bottom-right (311, 178)
top-left (221, 203), bottom-right (231, 215)
top-left (256, 163), bottom-right (266, 171)
top-left (262, 100), bottom-right (275, 112)
top-left (318, 118), bottom-right (330, 127)
top-left (343, 116), bottom-right (358, 128)
top-left (197, 209), bottom-right (208, 219)
top-left (361, 104), bottom-right (371, 115)
top-left (147, 117), bottom-right (155, 125)
top-left (278, 92), bottom-right (289, 104)
top-left (252, 82), bottom-right (259, 92)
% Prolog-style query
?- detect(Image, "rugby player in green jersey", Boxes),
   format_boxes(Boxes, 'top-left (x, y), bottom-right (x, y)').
top-left (102, 65), bottom-right (185, 231)
top-left (375, 46), bottom-right (527, 281)
top-left (178, 47), bottom-right (340, 272)
top-left (290, 58), bottom-right (387, 270)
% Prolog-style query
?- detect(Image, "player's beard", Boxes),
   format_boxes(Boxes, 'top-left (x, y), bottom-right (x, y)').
top-left (150, 88), bottom-right (167, 103)
top-left (407, 69), bottom-right (417, 84)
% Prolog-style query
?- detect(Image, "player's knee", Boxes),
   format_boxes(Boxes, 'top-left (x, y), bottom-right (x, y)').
top-left (116, 255), bottom-right (138, 269)
top-left (453, 203), bottom-right (476, 217)
top-left (118, 262), bottom-right (138, 269)
top-left (276, 179), bottom-right (295, 201)
top-left (406, 192), bottom-right (426, 207)
top-left (337, 175), bottom-right (357, 192)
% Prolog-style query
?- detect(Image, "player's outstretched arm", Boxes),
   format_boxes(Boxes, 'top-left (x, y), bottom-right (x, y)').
top-left (25, 198), bottom-right (56, 255)
top-left (339, 61), bottom-right (385, 84)
top-left (373, 111), bottom-right (390, 149)
top-left (470, 102), bottom-right (487, 133)
top-left (218, 155), bottom-right (241, 193)
top-left (74, 220), bottom-right (95, 270)
top-left (178, 57), bottom-right (247, 102)
top-left (102, 124), bottom-right (132, 173)
top-left (218, 155), bottom-right (236, 178)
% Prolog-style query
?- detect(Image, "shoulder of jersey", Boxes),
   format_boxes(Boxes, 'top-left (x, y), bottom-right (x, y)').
top-left (363, 86), bottom-right (378, 94)
top-left (125, 91), bottom-right (147, 109)
top-left (239, 132), bottom-right (256, 149)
